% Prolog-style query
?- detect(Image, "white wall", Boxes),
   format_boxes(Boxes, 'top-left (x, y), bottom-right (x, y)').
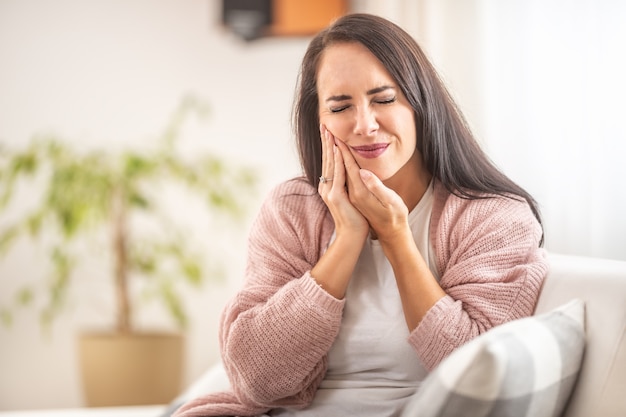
top-left (1, 0), bottom-right (625, 411)
top-left (479, 0), bottom-right (626, 261)
top-left (366, 0), bottom-right (626, 261)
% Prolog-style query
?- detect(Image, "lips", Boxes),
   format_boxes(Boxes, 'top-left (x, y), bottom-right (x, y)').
top-left (350, 143), bottom-right (389, 159)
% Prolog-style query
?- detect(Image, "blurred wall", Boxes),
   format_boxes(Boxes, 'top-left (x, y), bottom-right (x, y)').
top-left (1, 0), bottom-right (625, 411)
top-left (364, 0), bottom-right (626, 261)
top-left (476, 0), bottom-right (626, 261)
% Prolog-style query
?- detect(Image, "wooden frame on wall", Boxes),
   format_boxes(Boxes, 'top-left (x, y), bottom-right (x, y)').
top-left (222, 0), bottom-right (348, 40)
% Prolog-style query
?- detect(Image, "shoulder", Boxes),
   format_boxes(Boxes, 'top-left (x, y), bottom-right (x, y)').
top-left (430, 181), bottom-right (544, 270)
top-left (261, 177), bottom-right (327, 219)
top-left (267, 176), bottom-right (318, 200)
top-left (432, 181), bottom-right (541, 238)
top-left (252, 177), bottom-right (334, 261)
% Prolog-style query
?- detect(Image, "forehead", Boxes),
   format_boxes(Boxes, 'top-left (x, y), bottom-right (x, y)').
top-left (316, 42), bottom-right (395, 91)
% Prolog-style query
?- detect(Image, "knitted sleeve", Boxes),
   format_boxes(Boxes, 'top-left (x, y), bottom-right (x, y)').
top-left (409, 186), bottom-right (548, 370)
top-left (219, 179), bottom-right (341, 409)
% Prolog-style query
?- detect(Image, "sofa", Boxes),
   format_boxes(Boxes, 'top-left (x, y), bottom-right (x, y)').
top-left (533, 253), bottom-right (626, 417)
top-left (165, 252), bottom-right (626, 417)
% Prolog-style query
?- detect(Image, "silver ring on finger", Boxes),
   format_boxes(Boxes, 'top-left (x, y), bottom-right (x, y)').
top-left (319, 176), bottom-right (334, 184)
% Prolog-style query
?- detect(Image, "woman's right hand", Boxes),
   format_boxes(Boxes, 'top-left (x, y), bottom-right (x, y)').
top-left (318, 125), bottom-right (370, 239)
top-left (311, 125), bottom-right (369, 299)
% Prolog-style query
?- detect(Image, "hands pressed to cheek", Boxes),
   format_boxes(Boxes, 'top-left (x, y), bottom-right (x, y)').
top-left (318, 125), bottom-right (410, 242)
top-left (314, 125), bottom-right (443, 321)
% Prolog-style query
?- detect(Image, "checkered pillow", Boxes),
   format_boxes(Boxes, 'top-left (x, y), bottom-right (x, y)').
top-left (402, 299), bottom-right (586, 417)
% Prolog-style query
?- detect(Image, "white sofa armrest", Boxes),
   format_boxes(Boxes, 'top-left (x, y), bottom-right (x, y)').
top-left (535, 253), bottom-right (626, 417)
top-left (161, 362), bottom-right (229, 417)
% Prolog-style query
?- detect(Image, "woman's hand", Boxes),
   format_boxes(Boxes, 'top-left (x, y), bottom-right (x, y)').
top-left (318, 125), bottom-right (369, 241)
top-left (332, 137), bottom-right (410, 245)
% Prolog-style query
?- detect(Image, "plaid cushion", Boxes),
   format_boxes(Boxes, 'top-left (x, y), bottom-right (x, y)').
top-left (402, 299), bottom-right (585, 417)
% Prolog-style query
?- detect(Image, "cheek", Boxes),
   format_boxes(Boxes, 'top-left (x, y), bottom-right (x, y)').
top-left (318, 112), bottom-right (328, 126)
top-left (319, 116), bottom-right (349, 140)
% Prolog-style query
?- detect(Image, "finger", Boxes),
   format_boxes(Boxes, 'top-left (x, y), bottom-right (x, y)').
top-left (319, 124), bottom-right (328, 177)
top-left (334, 139), bottom-right (368, 196)
top-left (322, 128), bottom-right (347, 194)
top-left (332, 140), bottom-right (346, 189)
top-left (318, 125), bottom-right (331, 192)
top-left (333, 137), bottom-right (359, 173)
top-left (359, 169), bottom-right (394, 207)
top-left (324, 126), bottom-right (336, 180)
top-left (360, 169), bottom-right (408, 218)
top-left (320, 125), bottom-right (336, 183)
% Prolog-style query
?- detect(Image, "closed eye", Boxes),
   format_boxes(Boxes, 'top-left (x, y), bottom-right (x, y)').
top-left (326, 93), bottom-right (351, 113)
top-left (330, 105), bottom-right (350, 113)
top-left (330, 97), bottom-right (395, 113)
top-left (375, 97), bottom-right (396, 105)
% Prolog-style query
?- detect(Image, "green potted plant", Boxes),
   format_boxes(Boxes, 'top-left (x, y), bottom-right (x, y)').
top-left (0, 96), bottom-right (257, 406)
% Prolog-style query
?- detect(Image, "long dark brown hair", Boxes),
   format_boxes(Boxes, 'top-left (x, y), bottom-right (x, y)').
top-left (293, 13), bottom-right (543, 241)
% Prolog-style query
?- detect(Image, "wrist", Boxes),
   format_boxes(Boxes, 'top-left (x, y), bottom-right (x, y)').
top-left (376, 222), bottom-right (412, 246)
top-left (333, 219), bottom-right (370, 242)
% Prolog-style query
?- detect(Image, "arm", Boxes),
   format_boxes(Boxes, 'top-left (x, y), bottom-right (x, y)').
top-left (334, 139), bottom-right (446, 331)
top-left (219, 179), bottom-right (342, 409)
top-left (221, 124), bottom-right (374, 408)
top-left (311, 126), bottom-right (370, 299)
top-left (377, 223), bottom-right (446, 331)
top-left (331, 137), bottom-right (547, 371)
top-left (410, 189), bottom-right (548, 370)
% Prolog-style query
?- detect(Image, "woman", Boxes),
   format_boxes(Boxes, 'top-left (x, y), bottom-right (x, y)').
top-left (174, 13), bottom-right (547, 417)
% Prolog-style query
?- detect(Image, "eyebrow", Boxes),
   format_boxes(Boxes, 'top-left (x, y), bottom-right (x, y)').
top-left (325, 85), bottom-right (395, 103)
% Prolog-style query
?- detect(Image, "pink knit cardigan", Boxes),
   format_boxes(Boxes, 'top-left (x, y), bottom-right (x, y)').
top-left (174, 178), bottom-right (548, 417)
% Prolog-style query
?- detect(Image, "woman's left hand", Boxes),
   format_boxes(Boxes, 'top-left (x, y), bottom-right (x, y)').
top-left (335, 137), bottom-right (446, 332)
top-left (334, 139), bottom-right (410, 244)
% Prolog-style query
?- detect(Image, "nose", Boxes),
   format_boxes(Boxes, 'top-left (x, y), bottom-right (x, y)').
top-left (353, 106), bottom-right (379, 136)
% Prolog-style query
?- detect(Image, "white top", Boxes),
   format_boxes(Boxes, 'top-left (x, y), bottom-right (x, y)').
top-left (270, 183), bottom-right (437, 417)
